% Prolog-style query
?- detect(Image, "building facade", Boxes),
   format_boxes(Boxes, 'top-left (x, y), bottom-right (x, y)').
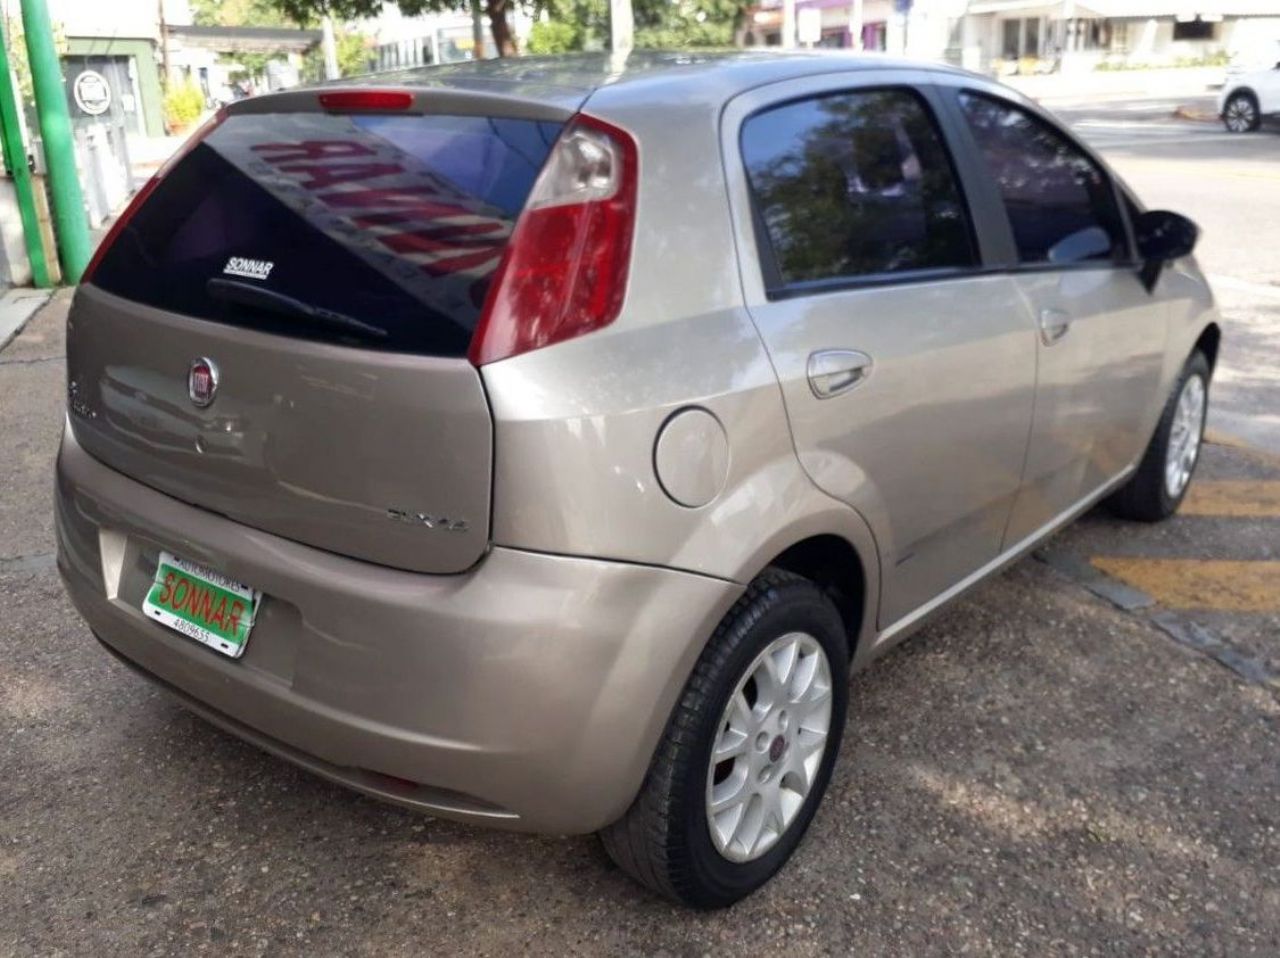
top-left (745, 0), bottom-right (1280, 73)
top-left (960, 0), bottom-right (1280, 74)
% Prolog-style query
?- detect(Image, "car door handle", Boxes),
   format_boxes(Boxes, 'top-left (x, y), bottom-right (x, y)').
top-left (1039, 308), bottom-right (1072, 345)
top-left (807, 350), bottom-right (873, 399)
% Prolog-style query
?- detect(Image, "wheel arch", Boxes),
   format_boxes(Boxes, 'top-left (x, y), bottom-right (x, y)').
top-left (1194, 321), bottom-right (1222, 372)
top-left (748, 529), bottom-right (877, 663)
top-left (1223, 86), bottom-right (1259, 118)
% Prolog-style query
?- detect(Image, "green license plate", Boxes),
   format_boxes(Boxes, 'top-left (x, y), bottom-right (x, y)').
top-left (142, 551), bottom-right (260, 658)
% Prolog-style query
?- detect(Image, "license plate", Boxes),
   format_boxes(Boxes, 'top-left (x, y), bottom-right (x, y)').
top-left (142, 551), bottom-right (260, 658)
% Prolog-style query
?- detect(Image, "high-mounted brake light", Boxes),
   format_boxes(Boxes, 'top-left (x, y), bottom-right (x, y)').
top-left (318, 90), bottom-right (414, 112)
top-left (81, 108), bottom-right (228, 286)
top-left (468, 113), bottom-right (638, 367)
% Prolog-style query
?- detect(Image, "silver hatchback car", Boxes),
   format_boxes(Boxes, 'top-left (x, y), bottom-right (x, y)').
top-left (56, 52), bottom-right (1219, 907)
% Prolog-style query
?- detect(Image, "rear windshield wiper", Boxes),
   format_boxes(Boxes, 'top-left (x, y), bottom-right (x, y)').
top-left (207, 278), bottom-right (388, 341)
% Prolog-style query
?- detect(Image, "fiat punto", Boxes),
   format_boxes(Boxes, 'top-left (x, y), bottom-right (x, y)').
top-left (57, 51), bottom-right (1219, 907)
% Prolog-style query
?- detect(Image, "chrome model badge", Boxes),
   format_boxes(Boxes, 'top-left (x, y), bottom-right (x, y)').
top-left (386, 508), bottom-right (469, 533)
top-left (188, 357), bottom-right (219, 408)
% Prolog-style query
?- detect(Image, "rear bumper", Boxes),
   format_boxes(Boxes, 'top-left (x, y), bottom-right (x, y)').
top-left (55, 425), bottom-right (740, 834)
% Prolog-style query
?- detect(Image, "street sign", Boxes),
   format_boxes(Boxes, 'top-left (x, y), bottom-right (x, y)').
top-left (72, 69), bottom-right (111, 116)
top-left (797, 7), bottom-right (821, 44)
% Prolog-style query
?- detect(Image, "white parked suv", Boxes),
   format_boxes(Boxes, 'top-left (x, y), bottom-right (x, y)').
top-left (1219, 58), bottom-right (1280, 132)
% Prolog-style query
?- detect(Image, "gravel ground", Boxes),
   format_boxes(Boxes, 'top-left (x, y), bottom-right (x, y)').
top-left (3, 294), bottom-right (1279, 956)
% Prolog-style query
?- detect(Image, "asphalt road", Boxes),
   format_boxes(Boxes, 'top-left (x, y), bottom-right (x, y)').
top-left (3, 96), bottom-right (1279, 957)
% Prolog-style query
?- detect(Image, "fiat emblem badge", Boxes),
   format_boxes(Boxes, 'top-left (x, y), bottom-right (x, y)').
top-left (188, 357), bottom-right (219, 408)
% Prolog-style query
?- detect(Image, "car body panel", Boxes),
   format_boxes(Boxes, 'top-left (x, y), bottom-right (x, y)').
top-left (54, 52), bottom-right (1222, 839)
top-left (483, 68), bottom-right (883, 643)
top-left (1218, 63), bottom-right (1280, 115)
top-left (67, 284), bottom-right (493, 574)
top-left (719, 70), bottom-right (1038, 626)
top-left (926, 74), bottom-right (1179, 546)
top-left (56, 424), bottom-right (741, 833)
top-left (1001, 266), bottom-right (1170, 544)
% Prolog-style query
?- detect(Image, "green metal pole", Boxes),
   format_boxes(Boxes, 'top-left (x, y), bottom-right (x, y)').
top-left (0, 17), bottom-right (49, 287)
top-left (20, 0), bottom-right (90, 284)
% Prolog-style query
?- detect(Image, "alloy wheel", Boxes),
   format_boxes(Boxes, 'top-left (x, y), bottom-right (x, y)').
top-left (1165, 373), bottom-right (1205, 498)
top-left (1225, 96), bottom-right (1258, 132)
top-left (705, 631), bottom-right (833, 863)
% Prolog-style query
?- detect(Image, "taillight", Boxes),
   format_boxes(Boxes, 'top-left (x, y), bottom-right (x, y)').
top-left (468, 113), bottom-right (638, 366)
top-left (318, 90), bottom-right (413, 112)
top-left (81, 108), bottom-right (228, 285)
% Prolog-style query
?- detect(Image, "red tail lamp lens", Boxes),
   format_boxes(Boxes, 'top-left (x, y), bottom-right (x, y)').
top-left (468, 114), bottom-right (638, 367)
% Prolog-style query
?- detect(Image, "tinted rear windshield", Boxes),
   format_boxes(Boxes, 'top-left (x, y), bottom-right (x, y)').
top-left (90, 111), bottom-right (564, 356)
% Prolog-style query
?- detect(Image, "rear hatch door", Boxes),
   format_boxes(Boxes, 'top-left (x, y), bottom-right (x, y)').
top-left (68, 92), bottom-right (569, 573)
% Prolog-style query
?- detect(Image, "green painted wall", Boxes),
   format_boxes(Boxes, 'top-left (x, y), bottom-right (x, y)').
top-left (63, 36), bottom-right (164, 137)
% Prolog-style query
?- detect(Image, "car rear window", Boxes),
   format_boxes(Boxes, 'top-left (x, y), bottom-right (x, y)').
top-left (90, 111), bottom-right (564, 356)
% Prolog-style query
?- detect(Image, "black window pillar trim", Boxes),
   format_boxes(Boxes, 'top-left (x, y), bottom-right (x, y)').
top-left (939, 83), bottom-right (1141, 268)
top-left (918, 83), bottom-right (1020, 271)
top-left (926, 84), bottom-right (1021, 269)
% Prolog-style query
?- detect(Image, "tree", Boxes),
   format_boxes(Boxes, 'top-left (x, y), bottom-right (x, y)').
top-left (192, 0), bottom-right (294, 28)
top-left (527, 0), bottom-right (604, 53)
top-left (302, 28), bottom-right (376, 79)
top-left (527, 0), bottom-right (750, 53)
top-left (266, 0), bottom-right (518, 57)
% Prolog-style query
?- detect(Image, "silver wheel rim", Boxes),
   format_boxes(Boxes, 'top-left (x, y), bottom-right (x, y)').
top-left (1225, 97), bottom-right (1256, 132)
top-left (705, 631), bottom-right (833, 863)
top-left (1165, 373), bottom-right (1205, 499)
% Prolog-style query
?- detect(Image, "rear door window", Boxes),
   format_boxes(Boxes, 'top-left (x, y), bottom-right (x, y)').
top-left (957, 91), bottom-right (1126, 266)
top-left (90, 111), bottom-right (563, 356)
top-left (740, 87), bottom-right (977, 293)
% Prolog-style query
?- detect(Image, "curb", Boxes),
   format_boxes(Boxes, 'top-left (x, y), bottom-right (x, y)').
top-left (0, 288), bottom-right (53, 354)
top-left (1034, 546), bottom-right (1278, 689)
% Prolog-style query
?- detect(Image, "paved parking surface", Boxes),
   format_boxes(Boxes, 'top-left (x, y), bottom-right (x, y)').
top-left (5, 297), bottom-right (1280, 956)
top-left (4, 105), bottom-right (1280, 956)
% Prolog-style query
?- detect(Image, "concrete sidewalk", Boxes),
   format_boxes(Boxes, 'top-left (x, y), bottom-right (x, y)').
top-left (1004, 66), bottom-right (1224, 105)
top-left (0, 288), bottom-right (52, 353)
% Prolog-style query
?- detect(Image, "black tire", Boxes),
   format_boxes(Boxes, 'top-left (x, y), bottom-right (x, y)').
top-left (600, 568), bottom-right (849, 908)
top-left (1107, 350), bottom-right (1210, 522)
top-left (1223, 91), bottom-right (1261, 133)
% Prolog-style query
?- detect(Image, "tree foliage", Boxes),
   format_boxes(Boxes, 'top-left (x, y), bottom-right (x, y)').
top-left (526, 19), bottom-right (580, 54)
top-left (528, 0), bottom-right (747, 52)
top-left (163, 79), bottom-right (206, 129)
top-left (302, 29), bottom-right (377, 79)
top-left (191, 0), bottom-right (297, 28)
top-left (261, 0), bottom-right (517, 57)
top-left (636, 0), bottom-right (746, 47)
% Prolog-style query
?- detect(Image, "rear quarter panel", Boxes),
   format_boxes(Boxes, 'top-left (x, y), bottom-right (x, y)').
top-left (480, 78), bottom-right (881, 647)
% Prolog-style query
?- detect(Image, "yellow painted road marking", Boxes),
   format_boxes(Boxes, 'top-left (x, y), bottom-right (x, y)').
top-left (1181, 481), bottom-right (1280, 517)
top-left (1091, 558), bottom-right (1280, 613)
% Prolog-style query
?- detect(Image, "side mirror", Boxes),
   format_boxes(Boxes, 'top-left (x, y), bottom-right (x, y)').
top-left (1134, 209), bottom-right (1199, 292)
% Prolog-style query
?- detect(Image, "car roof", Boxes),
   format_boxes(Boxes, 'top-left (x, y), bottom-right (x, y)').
top-left (343, 50), bottom-right (976, 111)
